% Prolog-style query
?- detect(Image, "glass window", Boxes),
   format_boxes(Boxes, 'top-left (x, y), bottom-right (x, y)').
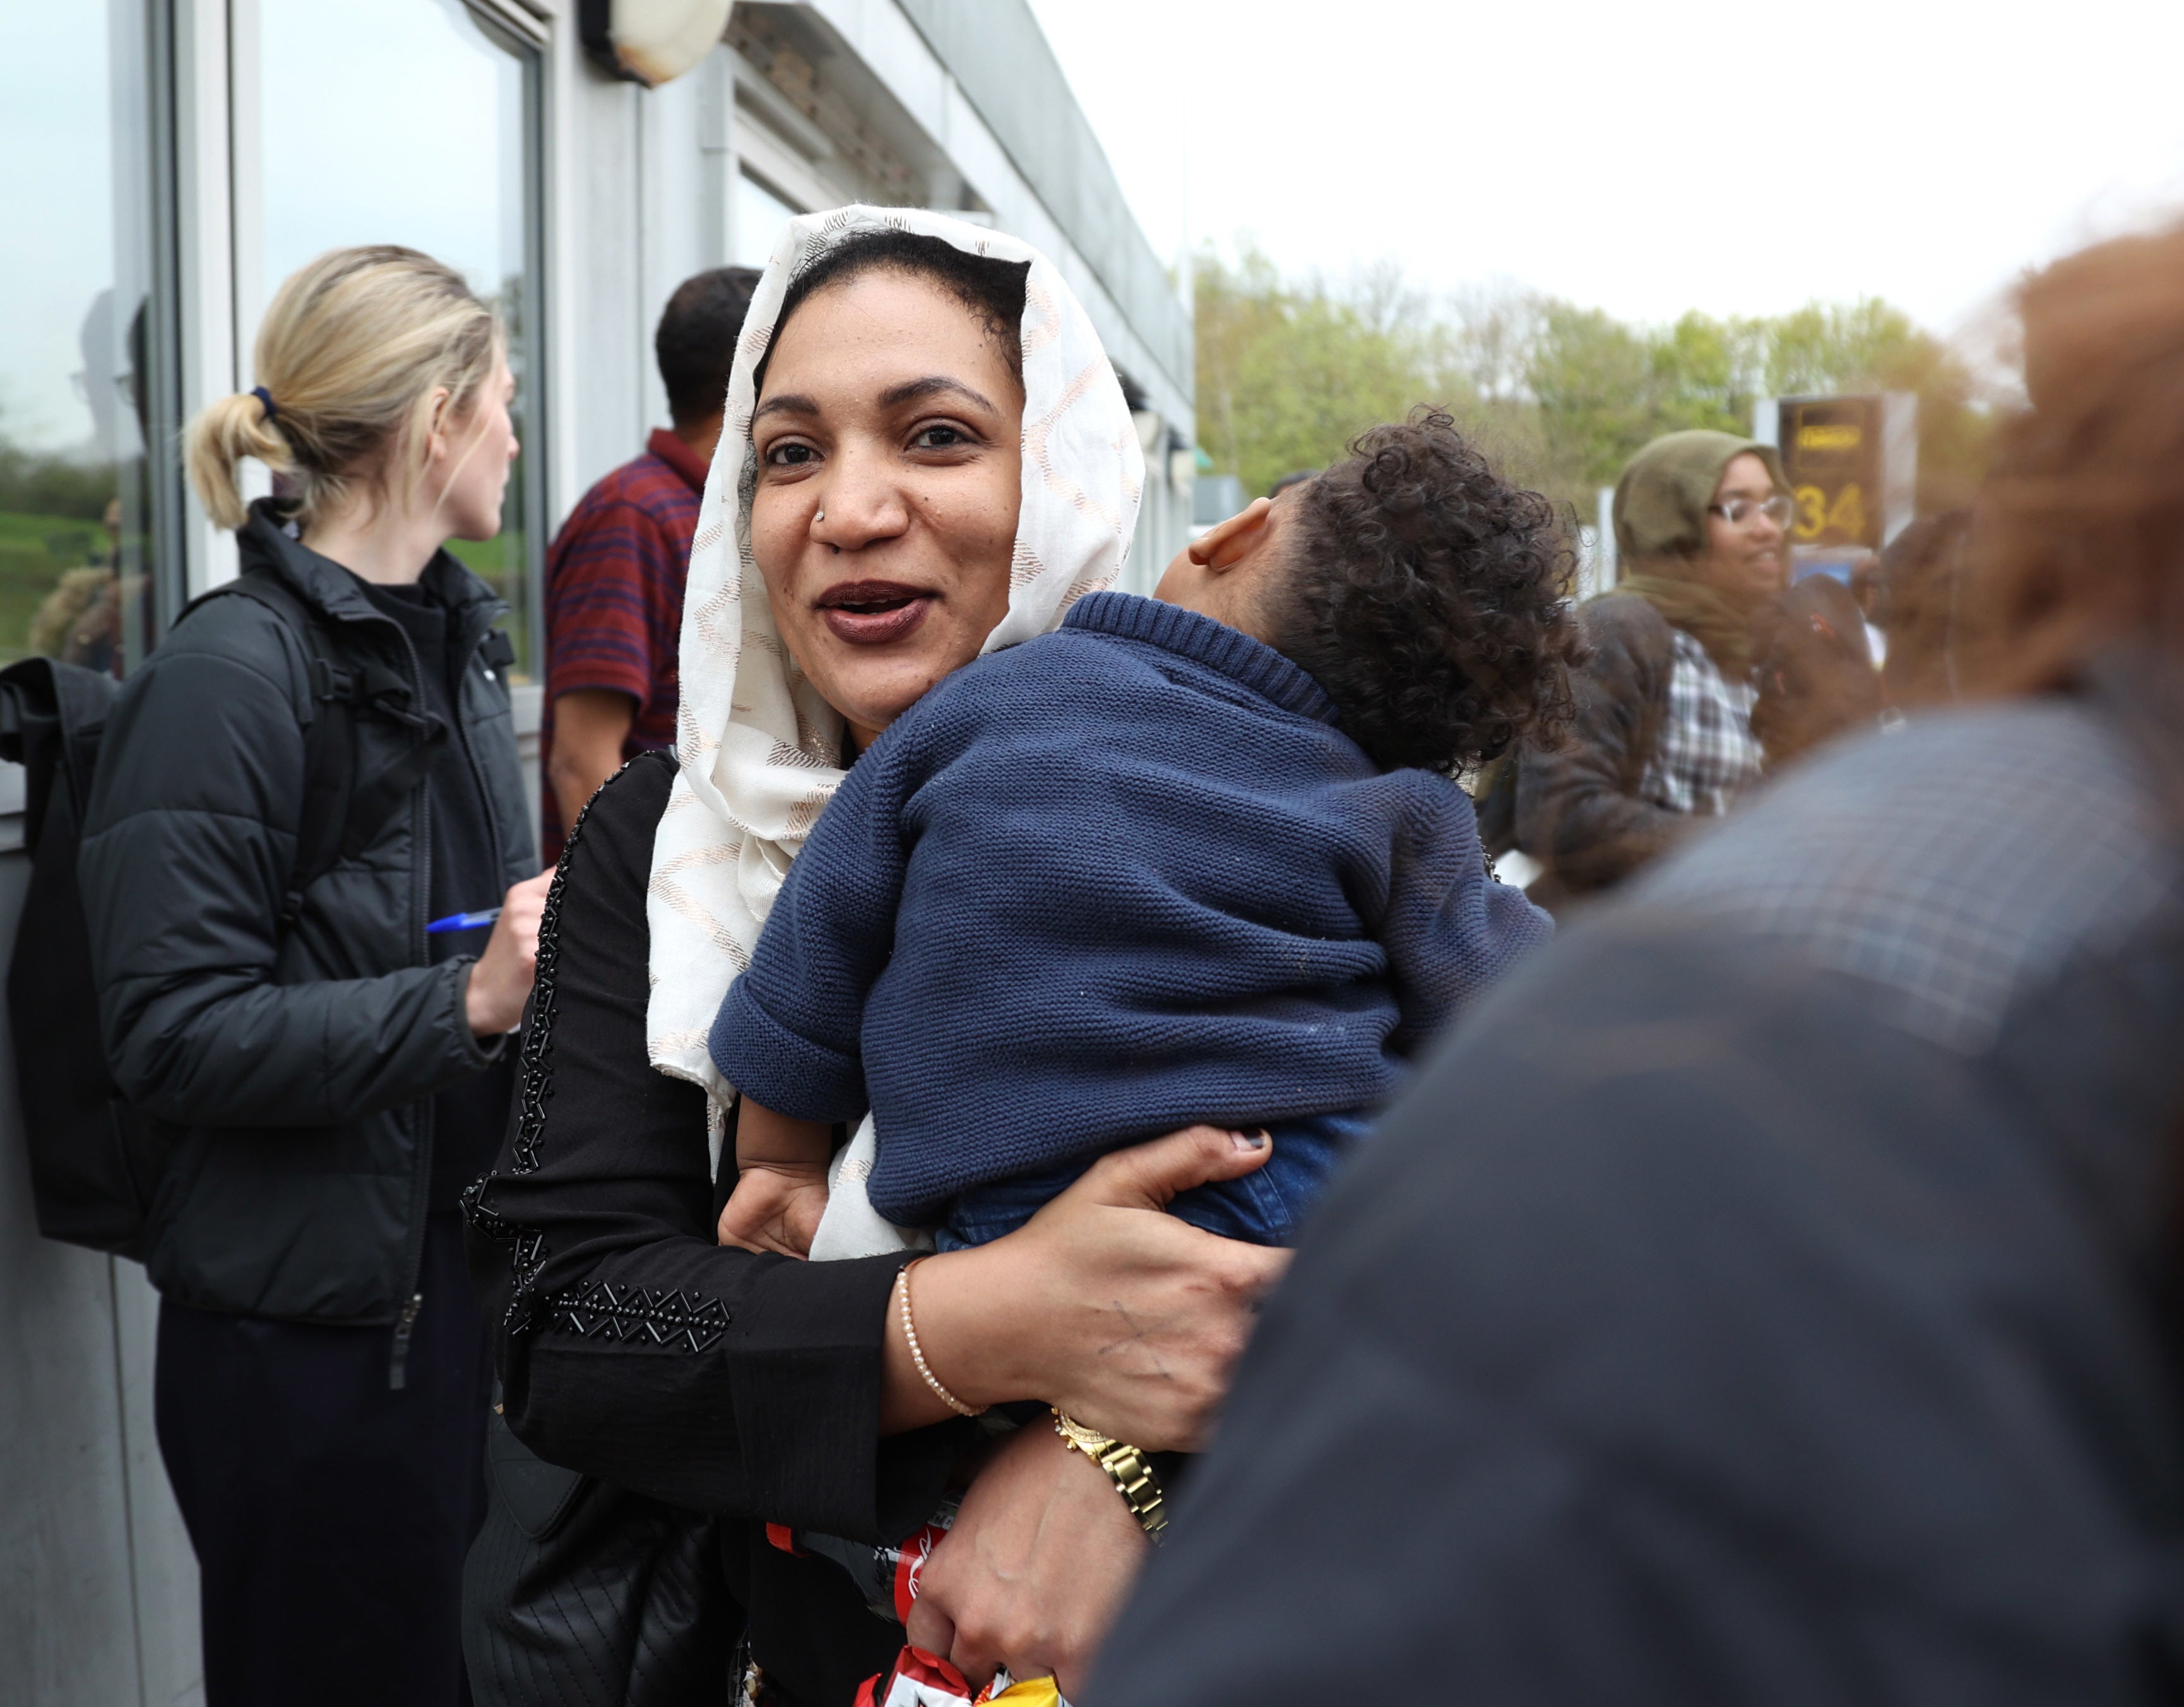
top-left (0, 2), bottom-right (173, 676)
top-left (734, 170), bottom-right (800, 271)
top-left (258, 0), bottom-right (545, 678)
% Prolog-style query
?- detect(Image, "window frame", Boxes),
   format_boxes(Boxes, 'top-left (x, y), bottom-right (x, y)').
top-left (138, 0), bottom-right (191, 660)
top-left (214, 0), bottom-right (553, 676)
top-left (460, 0), bottom-right (553, 683)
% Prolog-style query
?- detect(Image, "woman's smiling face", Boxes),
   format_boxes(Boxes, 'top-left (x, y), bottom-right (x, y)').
top-left (748, 268), bottom-right (1024, 748)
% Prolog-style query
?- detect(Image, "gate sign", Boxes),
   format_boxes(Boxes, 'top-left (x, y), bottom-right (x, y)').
top-left (1759, 393), bottom-right (1918, 551)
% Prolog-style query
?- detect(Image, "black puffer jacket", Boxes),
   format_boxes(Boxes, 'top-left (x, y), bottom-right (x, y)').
top-left (79, 503), bottom-right (535, 1325)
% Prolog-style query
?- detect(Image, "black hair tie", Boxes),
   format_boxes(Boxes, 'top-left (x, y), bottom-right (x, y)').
top-left (250, 385), bottom-right (279, 425)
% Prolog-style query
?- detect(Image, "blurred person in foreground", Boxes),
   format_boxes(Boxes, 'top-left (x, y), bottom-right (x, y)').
top-left (1870, 509), bottom-right (1974, 704)
top-left (1514, 430), bottom-right (1875, 905)
top-left (539, 265), bottom-right (758, 860)
top-left (1089, 220), bottom-right (2184, 1705)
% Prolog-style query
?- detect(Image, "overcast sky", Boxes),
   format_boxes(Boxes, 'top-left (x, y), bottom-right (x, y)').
top-left (1027, 0), bottom-right (2184, 341)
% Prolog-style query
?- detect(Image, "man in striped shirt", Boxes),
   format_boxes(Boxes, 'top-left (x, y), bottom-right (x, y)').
top-left (540, 267), bottom-right (759, 861)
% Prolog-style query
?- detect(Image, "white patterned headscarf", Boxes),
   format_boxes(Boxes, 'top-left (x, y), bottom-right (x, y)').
top-left (647, 206), bottom-right (1145, 1104)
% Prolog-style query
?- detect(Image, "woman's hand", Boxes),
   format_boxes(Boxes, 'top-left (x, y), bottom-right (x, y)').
top-left (905, 1421), bottom-right (1147, 1699)
top-left (885, 1126), bottom-right (1291, 1449)
top-left (463, 870), bottom-right (554, 1037)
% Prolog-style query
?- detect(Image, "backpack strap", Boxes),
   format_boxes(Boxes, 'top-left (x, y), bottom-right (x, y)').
top-left (186, 572), bottom-right (446, 933)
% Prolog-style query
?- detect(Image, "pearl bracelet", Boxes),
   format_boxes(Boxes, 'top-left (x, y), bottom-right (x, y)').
top-left (896, 1260), bottom-right (986, 1418)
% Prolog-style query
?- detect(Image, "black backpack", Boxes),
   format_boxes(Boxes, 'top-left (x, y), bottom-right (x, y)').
top-left (0, 570), bottom-right (455, 1257)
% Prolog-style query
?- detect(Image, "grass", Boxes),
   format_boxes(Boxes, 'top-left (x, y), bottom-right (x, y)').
top-left (0, 509), bottom-right (111, 664)
top-left (0, 511), bottom-right (537, 681)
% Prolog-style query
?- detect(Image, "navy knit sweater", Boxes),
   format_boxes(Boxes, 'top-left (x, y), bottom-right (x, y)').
top-left (709, 591), bottom-right (1552, 1226)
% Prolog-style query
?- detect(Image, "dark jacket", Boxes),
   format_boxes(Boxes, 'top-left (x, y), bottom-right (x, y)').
top-left (1515, 593), bottom-right (1685, 899)
top-left (1748, 573), bottom-right (1882, 765)
top-left (710, 592), bottom-right (1548, 1224)
top-left (466, 750), bottom-right (966, 1707)
top-left (80, 502), bottom-right (535, 1325)
top-left (1092, 680), bottom-right (2184, 1706)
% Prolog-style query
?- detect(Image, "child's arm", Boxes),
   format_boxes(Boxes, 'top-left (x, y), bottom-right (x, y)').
top-left (718, 1097), bottom-right (834, 1258)
top-left (1377, 772), bottom-right (1556, 1053)
top-left (708, 721), bottom-right (924, 1121)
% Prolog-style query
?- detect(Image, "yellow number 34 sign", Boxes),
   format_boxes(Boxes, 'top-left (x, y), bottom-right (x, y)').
top-left (1794, 481), bottom-right (1865, 543)
top-left (1770, 393), bottom-right (1915, 552)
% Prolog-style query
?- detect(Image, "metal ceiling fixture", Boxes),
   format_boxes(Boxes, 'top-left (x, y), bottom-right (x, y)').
top-left (578, 0), bottom-right (733, 86)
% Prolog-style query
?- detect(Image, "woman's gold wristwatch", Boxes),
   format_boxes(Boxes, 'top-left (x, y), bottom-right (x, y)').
top-left (1051, 1408), bottom-right (1167, 1542)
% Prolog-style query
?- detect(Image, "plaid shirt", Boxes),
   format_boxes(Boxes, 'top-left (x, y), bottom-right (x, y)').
top-left (1639, 627), bottom-right (1764, 817)
top-left (540, 428), bottom-right (707, 861)
top-left (1636, 696), bottom-right (2174, 1054)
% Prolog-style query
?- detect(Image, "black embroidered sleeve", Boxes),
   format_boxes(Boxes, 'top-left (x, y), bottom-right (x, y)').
top-left (543, 1280), bottom-right (732, 1352)
top-left (460, 750), bottom-right (958, 1536)
top-left (462, 759), bottom-right (610, 1337)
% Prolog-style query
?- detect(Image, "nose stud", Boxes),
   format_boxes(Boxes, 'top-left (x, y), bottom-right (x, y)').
top-left (815, 509), bottom-right (825, 522)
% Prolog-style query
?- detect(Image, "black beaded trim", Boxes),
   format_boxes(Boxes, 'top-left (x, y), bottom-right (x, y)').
top-left (459, 1186), bottom-right (550, 1333)
top-left (542, 1280), bottom-right (732, 1353)
top-left (463, 754), bottom-right (729, 1347)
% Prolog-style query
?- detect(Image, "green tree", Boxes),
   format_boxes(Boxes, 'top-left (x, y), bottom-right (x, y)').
top-left (1760, 300), bottom-right (1991, 513)
top-left (1524, 304), bottom-right (1659, 498)
top-left (1765, 298), bottom-right (1913, 394)
top-left (1651, 311), bottom-right (1769, 435)
top-left (1194, 245), bottom-right (1463, 499)
top-left (1192, 247), bottom-right (1994, 523)
top-left (0, 442), bottom-right (116, 523)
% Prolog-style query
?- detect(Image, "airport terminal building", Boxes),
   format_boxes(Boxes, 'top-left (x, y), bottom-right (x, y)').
top-left (0, 4), bottom-right (1192, 1699)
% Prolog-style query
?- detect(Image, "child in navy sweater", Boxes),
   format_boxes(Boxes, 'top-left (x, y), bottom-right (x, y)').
top-left (711, 411), bottom-right (1579, 1255)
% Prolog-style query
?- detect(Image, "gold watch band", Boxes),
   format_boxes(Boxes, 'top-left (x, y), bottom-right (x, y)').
top-left (1052, 1409), bottom-right (1167, 1542)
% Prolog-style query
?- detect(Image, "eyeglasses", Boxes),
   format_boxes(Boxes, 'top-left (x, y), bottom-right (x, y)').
top-left (1709, 494), bottom-right (1795, 529)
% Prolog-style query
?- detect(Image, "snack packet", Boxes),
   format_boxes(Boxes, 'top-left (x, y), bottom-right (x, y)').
top-left (854, 1645), bottom-right (1064, 1707)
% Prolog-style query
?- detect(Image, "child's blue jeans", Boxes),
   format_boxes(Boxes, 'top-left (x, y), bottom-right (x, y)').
top-left (935, 1110), bottom-right (1374, 1251)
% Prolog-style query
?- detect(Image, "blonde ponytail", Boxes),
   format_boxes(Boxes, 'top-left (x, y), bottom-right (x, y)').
top-left (186, 391), bottom-right (294, 529)
top-left (182, 245), bottom-right (501, 535)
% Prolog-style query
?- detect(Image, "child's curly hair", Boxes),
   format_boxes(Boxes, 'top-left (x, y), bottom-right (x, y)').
top-left (1267, 408), bottom-right (1582, 774)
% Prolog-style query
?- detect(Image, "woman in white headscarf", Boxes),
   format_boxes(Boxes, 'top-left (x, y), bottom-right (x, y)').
top-left (466, 210), bottom-right (1288, 1703)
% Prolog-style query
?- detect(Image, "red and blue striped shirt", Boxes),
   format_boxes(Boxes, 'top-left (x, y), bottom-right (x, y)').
top-left (540, 428), bottom-right (707, 860)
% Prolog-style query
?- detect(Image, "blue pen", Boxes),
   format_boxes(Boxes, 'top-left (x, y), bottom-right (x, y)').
top-left (425, 907), bottom-right (502, 935)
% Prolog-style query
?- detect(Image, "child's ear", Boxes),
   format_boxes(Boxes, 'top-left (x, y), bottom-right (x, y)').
top-left (1187, 497), bottom-right (1273, 574)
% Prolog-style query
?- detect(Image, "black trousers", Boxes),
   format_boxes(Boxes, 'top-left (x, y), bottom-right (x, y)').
top-left (155, 1212), bottom-right (491, 1707)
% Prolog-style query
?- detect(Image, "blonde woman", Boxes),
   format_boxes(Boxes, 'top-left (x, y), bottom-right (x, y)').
top-left (78, 245), bottom-right (551, 1706)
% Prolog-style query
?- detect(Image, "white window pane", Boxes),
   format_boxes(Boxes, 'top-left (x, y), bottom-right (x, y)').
top-left (734, 172), bottom-right (800, 271)
top-left (261, 0), bottom-right (521, 305)
top-left (259, 0), bottom-right (542, 677)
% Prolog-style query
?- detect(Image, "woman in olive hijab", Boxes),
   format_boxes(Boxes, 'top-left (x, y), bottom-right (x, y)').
top-left (1515, 430), bottom-right (1791, 901)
